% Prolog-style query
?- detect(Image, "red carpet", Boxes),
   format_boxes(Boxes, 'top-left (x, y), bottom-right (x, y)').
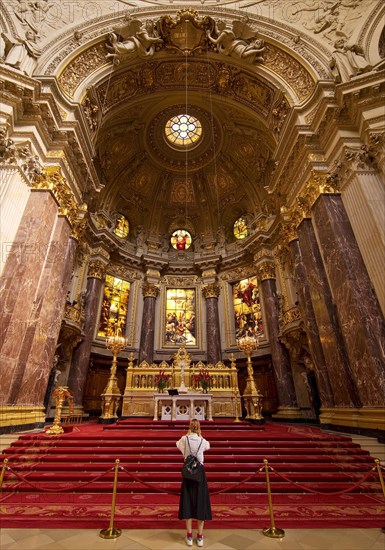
top-left (1, 419), bottom-right (384, 529)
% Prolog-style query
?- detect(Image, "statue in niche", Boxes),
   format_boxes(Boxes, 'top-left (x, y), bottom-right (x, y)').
top-left (216, 226), bottom-right (226, 252)
top-left (1, 30), bottom-right (42, 75)
top-left (106, 18), bottom-right (163, 64)
top-left (206, 20), bottom-right (265, 64)
top-left (0, 128), bottom-right (17, 163)
top-left (330, 39), bottom-right (373, 82)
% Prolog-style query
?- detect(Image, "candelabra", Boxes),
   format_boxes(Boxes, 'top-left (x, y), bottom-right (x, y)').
top-left (100, 334), bottom-right (127, 423)
top-left (46, 386), bottom-right (74, 435)
top-left (237, 335), bottom-right (264, 423)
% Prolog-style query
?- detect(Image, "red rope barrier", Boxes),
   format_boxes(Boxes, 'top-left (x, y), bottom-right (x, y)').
top-left (3, 464), bottom-right (115, 493)
top-left (265, 464), bottom-right (378, 495)
top-left (119, 465), bottom-right (180, 494)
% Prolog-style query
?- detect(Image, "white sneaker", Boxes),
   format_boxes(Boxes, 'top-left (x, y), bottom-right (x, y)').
top-left (197, 536), bottom-right (204, 547)
top-left (185, 536), bottom-right (193, 547)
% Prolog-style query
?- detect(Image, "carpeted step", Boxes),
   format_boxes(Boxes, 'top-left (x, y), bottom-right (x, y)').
top-left (1, 419), bottom-right (383, 529)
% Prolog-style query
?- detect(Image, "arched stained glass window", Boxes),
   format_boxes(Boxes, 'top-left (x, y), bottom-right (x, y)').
top-left (165, 114), bottom-right (202, 146)
top-left (233, 276), bottom-right (264, 339)
top-left (234, 216), bottom-right (248, 239)
top-left (97, 275), bottom-right (130, 338)
top-left (164, 288), bottom-right (196, 347)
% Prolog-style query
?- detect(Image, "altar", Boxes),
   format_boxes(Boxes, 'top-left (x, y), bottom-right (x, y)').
top-left (153, 392), bottom-right (213, 421)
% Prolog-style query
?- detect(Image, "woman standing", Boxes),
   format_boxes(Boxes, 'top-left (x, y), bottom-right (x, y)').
top-left (176, 419), bottom-right (212, 547)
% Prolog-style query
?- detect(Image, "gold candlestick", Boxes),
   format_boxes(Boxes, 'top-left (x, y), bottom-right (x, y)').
top-left (237, 335), bottom-right (264, 422)
top-left (100, 335), bottom-right (127, 422)
top-left (46, 386), bottom-right (74, 435)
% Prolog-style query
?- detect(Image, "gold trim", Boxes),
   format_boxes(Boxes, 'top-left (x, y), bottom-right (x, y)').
top-left (0, 406), bottom-right (46, 428)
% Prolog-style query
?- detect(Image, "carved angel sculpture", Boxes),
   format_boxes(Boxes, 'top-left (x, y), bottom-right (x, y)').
top-left (206, 20), bottom-right (265, 64)
top-left (106, 18), bottom-right (163, 64)
top-left (1, 30), bottom-right (42, 75)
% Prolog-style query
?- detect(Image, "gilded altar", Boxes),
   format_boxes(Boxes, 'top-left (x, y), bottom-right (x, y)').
top-left (122, 347), bottom-right (239, 419)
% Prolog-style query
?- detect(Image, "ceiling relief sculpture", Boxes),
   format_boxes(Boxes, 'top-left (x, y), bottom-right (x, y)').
top-left (57, 10), bottom-right (315, 103)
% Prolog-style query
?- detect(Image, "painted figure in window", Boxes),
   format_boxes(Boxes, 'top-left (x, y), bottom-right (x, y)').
top-left (97, 275), bottom-right (130, 338)
top-left (113, 215), bottom-right (129, 238)
top-left (233, 277), bottom-right (263, 339)
top-left (234, 216), bottom-right (248, 239)
top-left (164, 288), bottom-right (196, 346)
top-left (171, 229), bottom-right (191, 251)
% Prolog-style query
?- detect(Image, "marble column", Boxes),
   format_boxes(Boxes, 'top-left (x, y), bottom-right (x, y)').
top-left (67, 259), bottom-right (107, 406)
top-left (289, 236), bottom-right (335, 409)
top-left (138, 282), bottom-right (159, 364)
top-left (202, 283), bottom-right (222, 365)
top-left (312, 194), bottom-right (385, 406)
top-left (297, 219), bottom-right (360, 408)
top-left (256, 261), bottom-right (300, 419)
top-left (0, 189), bottom-right (58, 408)
top-left (10, 223), bottom-right (77, 406)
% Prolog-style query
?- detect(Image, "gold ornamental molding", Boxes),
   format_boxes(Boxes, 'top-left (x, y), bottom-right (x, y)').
top-left (58, 42), bottom-right (108, 99)
top-left (256, 261), bottom-right (276, 281)
top-left (280, 306), bottom-right (302, 329)
top-left (58, 11), bottom-right (315, 102)
top-left (87, 259), bottom-right (107, 280)
top-left (280, 171), bottom-right (340, 235)
top-left (280, 222), bottom-right (299, 245)
top-left (142, 282), bottom-right (160, 298)
top-left (202, 283), bottom-right (220, 299)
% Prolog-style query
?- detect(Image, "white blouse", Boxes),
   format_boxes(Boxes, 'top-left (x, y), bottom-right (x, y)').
top-left (176, 433), bottom-right (210, 464)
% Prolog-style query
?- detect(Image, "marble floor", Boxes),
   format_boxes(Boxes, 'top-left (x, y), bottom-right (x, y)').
top-left (1, 527), bottom-right (384, 550)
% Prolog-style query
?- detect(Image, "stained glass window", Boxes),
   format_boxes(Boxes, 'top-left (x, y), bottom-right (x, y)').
top-left (164, 288), bottom-right (196, 346)
top-left (113, 215), bottom-right (129, 238)
top-left (165, 114), bottom-right (202, 146)
top-left (233, 277), bottom-right (264, 339)
top-left (97, 275), bottom-right (130, 338)
top-left (234, 216), bottom-right (248, 239)
top-left (170, 229), bottom-right (192, 250)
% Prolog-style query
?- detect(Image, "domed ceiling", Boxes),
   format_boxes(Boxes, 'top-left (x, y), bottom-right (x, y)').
top-left (81, 10), bottom-right (292, 253)
top-left (94, 86), bottom-right (274, 247)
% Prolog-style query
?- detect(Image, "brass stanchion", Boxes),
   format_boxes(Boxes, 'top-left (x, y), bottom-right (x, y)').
top-left (99, 459), bottom-right (122, 539)
top-left (0, 458), bottom-right (9, 491)
top-left (374, 459), bottom-right (385, 533)
top-left (262, 459), bottom-right (285, 538)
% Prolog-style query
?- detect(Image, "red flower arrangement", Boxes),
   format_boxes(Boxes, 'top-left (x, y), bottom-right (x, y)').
top-left (154, 370), bottom-right (170, 392)
top-left (194, 369), bottom-right (212, 392)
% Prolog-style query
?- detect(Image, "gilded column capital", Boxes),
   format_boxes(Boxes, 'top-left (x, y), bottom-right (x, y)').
top-left (280, 171), bottom-right (340, 233)
top-left (256, 261), bottom-right (276, 281)
top-left (202, 283), bottom-right (220, 299)
top-left (281, 221), bottom-right (298, 245)
top-left (32, 166), bottom-right (88, 229)
top-left (142, 282), bottom-right (160, 298)
top-left (87, 260), bottom-right (107, 280)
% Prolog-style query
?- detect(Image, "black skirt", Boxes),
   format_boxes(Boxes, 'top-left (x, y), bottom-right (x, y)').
top-left (178, 467), bottom-right (212, 521)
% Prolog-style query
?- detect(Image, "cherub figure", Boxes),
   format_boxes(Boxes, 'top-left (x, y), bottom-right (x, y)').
top-left (207, 19), bottom-right (265, 64)
top-left (106, 18), bottom-right (163, 64)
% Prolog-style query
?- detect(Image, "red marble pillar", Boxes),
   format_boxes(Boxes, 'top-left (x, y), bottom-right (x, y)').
top-left (67, 259), bottom-right (107, 406)
top-left (312, 194), bottom-right (385, 406)
top-left (289, 237), bottom-right (335, 409)
top-left (256, 261), bottom-right (299, 417)
top-left (0, 189), bottom-right (59, 405)
top-left (139, 283), bottom-right (159, 364)
top-left (16, 231), bottom-right (77, 404)
top-left (296, 219), bottom-right (360, 408)
top-left (202, 283), bottom-right (222, 365)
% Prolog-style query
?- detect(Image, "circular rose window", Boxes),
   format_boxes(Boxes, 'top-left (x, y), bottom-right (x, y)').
top-left (165, 114), bottom-right (202, 147)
